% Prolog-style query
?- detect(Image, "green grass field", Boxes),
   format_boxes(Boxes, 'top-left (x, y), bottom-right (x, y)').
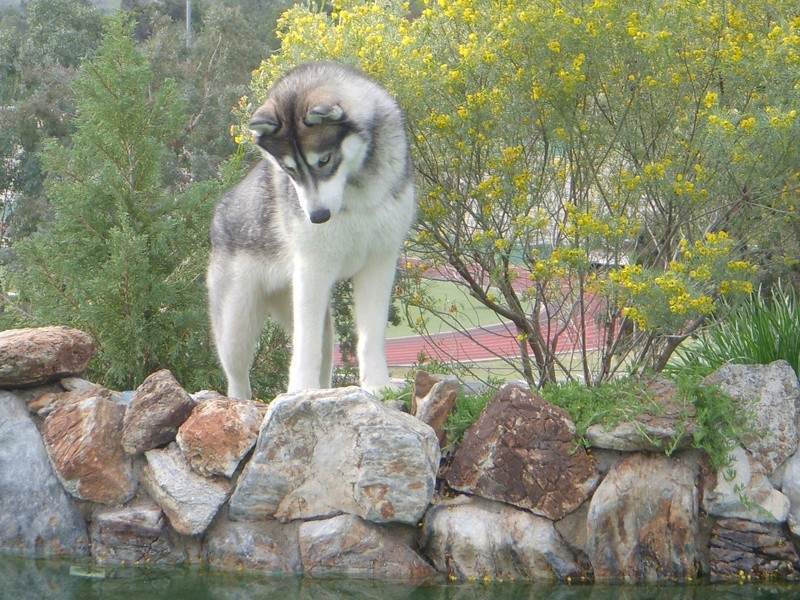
top-left (388, 278), bottom-right (507, 339)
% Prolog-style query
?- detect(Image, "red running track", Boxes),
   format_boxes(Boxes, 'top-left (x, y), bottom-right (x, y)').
top-left (335, 259), bottom-right (608, 368)
top-left (383, 313), bottom-right (605, 368)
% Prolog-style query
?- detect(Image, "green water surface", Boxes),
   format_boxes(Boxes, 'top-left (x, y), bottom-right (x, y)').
top-left (3, 558), bottom-right (800, 600)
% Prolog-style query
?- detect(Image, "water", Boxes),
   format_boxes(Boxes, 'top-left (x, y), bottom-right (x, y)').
top-left (3, 558), bottom-right (800, 600)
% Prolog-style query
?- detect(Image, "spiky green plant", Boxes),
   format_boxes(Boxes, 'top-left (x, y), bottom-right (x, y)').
top-left (667, 282), bottom-right (800, 379)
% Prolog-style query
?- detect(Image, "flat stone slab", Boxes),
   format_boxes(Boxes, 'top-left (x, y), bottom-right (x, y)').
top-left (586, 377), bottom-right (698, 452)
top-left (141, 444), bottom-right (232, 536)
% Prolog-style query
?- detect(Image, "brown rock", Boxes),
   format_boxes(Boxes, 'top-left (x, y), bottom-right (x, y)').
top-left (28, 391), bottom-right (73, 416)
top-left (446, 384), bottom-right (598, 520)
top-left (176, 396), bottom-right (266, 478)
top-left (587, 453), bottom-right (700, 582)
top-left (122, 370), bottom-right (195, 456)
top-left (0, 326), bottom-right (94, 388)
top-left (28, 384), bottom-right (112, 417)
top-left (411, 371), bottom-right (459, 447)
top-left (710, 518), bottom-right (800, 581)
top-left (42, 394), bottom-right (137, 505)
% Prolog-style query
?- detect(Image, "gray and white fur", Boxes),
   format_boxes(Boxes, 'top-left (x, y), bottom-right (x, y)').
top-left (207, 62), bottom-right (415, 399)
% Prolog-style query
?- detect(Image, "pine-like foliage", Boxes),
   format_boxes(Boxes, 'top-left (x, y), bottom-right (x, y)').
top-left (13, 15), bottom-right (221, 391)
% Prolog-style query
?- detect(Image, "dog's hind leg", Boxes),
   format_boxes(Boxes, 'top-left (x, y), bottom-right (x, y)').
top-left (209, 265), bottom-right (269, 400)
top-left (352, 254), bottom-right (397, 396)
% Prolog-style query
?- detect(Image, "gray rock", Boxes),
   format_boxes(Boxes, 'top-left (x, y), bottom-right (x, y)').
top-left (704, 445), bottom-right (790, 524)
top-left (122, 370), bottom-right (195, 456)
top-left (0, 391), bottom-right (89, 557)
top-left (0, 326), bottom-right (94, 388)
top-left (446, 384), bottom-right (599, 520)
top-left (205, 517), bottom-right (302, 574)
top-left (705, 360), bottom-right (800, 473)
top-left (176, 396), bottom-right (265, 478)
top-left (420, 495), bottom-right (584, 581)
top-left (42, 393), bottom-right (137, 505)
top-left (587, 453), bottom-right (700, 582)
top-left (299, 513), bottom-right (437, 581)
top-left (229, 387), bottom-right (439, 525)
top-left (89, 502), bottom-right (178, 565)
top-left (141, 443), bottom-right (232, 536)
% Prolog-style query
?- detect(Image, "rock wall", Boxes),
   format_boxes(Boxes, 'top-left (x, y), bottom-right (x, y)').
top-left (2, 326), bottom-right (800, 583)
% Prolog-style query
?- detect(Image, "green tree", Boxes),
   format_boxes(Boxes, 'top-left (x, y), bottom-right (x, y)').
top-left (0, 0), bottom-right (105, 245)
top-left (140, 0), bottom-right (283, 183)
top-left (8, 15), bottom-right (221, 391)
top-left (243, 0), bottom-right (799, 387)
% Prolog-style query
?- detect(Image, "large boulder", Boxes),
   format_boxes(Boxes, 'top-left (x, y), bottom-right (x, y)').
top-left (122, 370), bottom-right (195, 456)
top-left (0, 326), bottom-right (94, 388)
top-left (586, 453), bottom-right (701, 582)
top-left (705, 360), bottom-right (800, 474)
top-left (445, 384), bottom-right (598, 520)
top-left (0, 391), bottom-right (89, 557)
top-left (420, 495), bottom-right (584, 581)
top-left (42, 391), bottom-right (137, 505)
top-left (229, 387), bottom-right (439, 525)
top-left (141, 443), bottom-right (232, 536)
top-left (176, 395), bottom-right (265, 478)
top-left (298, 514), bottom-right (437, 581)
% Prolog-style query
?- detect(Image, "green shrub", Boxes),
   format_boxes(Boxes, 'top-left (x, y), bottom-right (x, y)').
top-left (542, 375), bottom-right (752, 469)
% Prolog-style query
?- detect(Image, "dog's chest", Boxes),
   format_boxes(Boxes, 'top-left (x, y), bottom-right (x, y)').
top-left (291, 194), bottom-right (412, 277)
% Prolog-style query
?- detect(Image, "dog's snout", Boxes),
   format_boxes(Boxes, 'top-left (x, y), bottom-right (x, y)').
top-left (309, 208), bottom-right (331, 224)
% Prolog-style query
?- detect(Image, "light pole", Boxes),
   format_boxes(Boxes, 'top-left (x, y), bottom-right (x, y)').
top-left (186, 0), bottom-right (193, 49)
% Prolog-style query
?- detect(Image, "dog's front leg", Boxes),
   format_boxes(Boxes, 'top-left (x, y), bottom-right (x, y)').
top-left (289, 262), bottom-right (336, 392)
top-left (353, 254), bottom-right (397, 396)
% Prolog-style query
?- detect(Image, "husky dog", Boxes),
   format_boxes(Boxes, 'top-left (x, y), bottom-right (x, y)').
top-left (207, 62), bottom-right (415, 399)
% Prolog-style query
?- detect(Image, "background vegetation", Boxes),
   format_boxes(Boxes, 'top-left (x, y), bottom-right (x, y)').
top-left (0, 0), bottom-right (292, 395)
top-left (248, 0), bottom-right (799, 388)
top-left (0, 0), bottom-right (798, 407)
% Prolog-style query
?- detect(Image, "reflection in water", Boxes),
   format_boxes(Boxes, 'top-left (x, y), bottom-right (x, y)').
top-left (2, 557), bottom-right (799, 600)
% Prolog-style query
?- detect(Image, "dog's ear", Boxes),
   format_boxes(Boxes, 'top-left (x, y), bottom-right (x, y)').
top-left (304, 104), bottom-right (345, 126)
top-left (249, 100), bottom-right (281, 136)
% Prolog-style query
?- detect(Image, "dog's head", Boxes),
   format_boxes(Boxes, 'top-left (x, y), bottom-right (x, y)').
top-left (249, 89), bottom-right (369, 225)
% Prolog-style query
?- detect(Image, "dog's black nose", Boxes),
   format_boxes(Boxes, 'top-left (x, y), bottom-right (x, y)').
top-left (309, 208), bottom-right (331, 224)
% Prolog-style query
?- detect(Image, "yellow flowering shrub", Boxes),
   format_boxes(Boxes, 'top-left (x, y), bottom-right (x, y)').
top-left (240, 0), bottom-right (797, 385)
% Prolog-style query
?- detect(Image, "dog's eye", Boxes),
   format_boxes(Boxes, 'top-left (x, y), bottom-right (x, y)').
top-left (317, 153), bottom-right (332, 168)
